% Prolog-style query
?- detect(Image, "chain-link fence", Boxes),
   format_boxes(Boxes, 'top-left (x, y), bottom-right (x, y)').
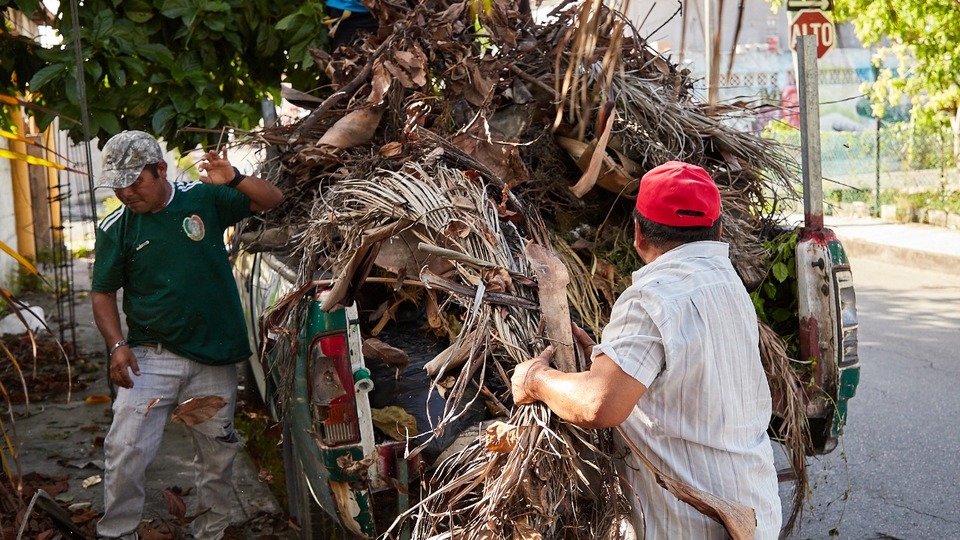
top-left (771, 122), bottom-right (960, 218)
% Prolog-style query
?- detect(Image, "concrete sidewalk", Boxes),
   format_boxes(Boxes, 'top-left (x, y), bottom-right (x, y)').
top-left (820, 215), bottom-right (960, 273)
top-left (15, 257), bottom-right (294, 539)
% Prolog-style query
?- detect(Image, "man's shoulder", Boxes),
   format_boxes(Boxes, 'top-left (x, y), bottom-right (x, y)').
top-left (173, 180), bottom-right (210, 195)
top-left (97, 205), bottom-right (126, 233)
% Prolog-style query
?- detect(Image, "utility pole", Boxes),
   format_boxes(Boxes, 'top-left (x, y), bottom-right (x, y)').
top-left (874, 63), bottom-right (881, 217)
top-left (797, 34), bottom-right (823, 230)
top-left (704, 0), bottom-right (717, 107)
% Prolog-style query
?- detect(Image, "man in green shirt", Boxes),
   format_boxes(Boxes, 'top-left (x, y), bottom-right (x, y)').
top-left (91, 130), bottom-right (283, 540)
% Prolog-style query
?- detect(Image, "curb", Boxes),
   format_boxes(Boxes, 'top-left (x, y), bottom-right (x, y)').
top-left (836, 235), bottom-right (960, 275)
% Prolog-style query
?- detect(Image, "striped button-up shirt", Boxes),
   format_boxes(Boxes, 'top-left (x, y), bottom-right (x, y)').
top-left (593, 241), bottom-right (781, 539)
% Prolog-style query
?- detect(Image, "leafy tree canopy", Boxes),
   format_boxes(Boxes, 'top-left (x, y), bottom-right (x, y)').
top-left (834, 0), bottom-right (960, 126)
top-left (1, 0), bottom-right (330, 151)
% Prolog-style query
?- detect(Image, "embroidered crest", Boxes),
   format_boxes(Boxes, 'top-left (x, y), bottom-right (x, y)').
top-left (183, 215), bottom-right (205, 241)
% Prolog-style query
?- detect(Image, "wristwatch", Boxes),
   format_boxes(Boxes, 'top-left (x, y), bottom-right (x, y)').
top-left (228, 166), bottom-right (246, 188)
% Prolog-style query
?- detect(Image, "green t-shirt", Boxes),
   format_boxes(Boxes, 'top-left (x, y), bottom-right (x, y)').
top-left (92, 181), bottom-right (255, 365)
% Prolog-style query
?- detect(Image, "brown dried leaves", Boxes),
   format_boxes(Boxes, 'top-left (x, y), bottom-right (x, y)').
top-left (170, 396), bottom-right (227, 426)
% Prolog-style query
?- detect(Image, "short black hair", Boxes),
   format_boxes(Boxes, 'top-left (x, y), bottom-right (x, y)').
top-left (633, 208), bottom-right (721, 248)
top-left (143, 163), bottom-right (160, 179)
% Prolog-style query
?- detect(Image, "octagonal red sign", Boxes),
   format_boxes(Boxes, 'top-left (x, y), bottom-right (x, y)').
top-left (790, 10), bottom-right (835, 59)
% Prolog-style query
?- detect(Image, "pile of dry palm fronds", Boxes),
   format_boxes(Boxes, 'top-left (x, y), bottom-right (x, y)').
top-left (240, 0), bottom-right (815, 536)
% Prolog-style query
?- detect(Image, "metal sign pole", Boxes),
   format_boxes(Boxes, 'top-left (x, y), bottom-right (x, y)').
top-left (797, 34), bottom-right (823, 230)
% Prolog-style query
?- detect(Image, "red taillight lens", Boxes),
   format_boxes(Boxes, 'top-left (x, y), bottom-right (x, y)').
top-left (309, 334), bottom-right (360, 445)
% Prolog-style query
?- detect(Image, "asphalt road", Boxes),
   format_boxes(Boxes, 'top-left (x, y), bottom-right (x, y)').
top-left (780, 255), bottom-right (960, 539)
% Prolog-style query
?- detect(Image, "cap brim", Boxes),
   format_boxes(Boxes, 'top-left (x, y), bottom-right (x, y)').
top-left (95, 169), bottom-right (141, 189)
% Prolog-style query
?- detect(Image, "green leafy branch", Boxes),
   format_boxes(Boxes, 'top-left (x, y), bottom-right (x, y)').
top-left (750, 230), bottom-right (800, 351)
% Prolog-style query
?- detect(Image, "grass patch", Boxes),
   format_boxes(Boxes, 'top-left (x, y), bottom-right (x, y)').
top-left (235, 400), bottom-right (288, 511)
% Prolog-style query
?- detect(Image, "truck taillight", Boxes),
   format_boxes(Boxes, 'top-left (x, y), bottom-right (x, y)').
top-left (309, 334), bottom-right (360, 446)
top-left (835, 269), bottom-right (858, 367)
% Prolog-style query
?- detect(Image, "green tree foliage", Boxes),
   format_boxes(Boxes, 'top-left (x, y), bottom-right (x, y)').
top-left (1, 0), bottom-right (330, 151)
top-left (835, 0), bottom-right (959, 129)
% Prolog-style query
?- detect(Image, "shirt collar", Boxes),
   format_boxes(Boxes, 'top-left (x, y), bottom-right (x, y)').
top-left (634, 241), bottom-right (729, 278)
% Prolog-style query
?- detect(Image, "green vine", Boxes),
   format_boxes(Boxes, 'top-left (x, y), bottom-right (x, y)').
top-left (750, 230), bottom-right (800, 357)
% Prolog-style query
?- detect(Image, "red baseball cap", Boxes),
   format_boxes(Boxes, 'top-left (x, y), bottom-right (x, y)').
top-left (635, 161), bottom-right (721, 227)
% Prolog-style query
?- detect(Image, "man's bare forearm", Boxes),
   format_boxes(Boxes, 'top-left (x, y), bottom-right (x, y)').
top-left (236, 175), bottom-right (284, 212)
top-left (92, 291), bottom-right (124, 346)
top-left (515, 353), bottom-right (647, 429)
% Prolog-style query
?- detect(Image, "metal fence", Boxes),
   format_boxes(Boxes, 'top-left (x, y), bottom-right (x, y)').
top-left (772, 124), bottom-right (960, 196)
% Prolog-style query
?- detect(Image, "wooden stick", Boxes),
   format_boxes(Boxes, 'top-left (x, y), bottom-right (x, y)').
top-left (616, 426), bottom-right (757, 540)
top-left (523, 243), bottom-right (576, 372)
top-left (420, 269), bottom-right (539, 309)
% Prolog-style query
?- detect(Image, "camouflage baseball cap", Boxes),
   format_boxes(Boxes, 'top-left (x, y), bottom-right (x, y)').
top-left (97, 130), bottom-right (164, 189)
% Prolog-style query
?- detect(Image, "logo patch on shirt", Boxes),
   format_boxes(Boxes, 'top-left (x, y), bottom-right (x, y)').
top-left (183, 215), bottom-right (205, 241)
top-left (135, 240), bottom-right (150, 251)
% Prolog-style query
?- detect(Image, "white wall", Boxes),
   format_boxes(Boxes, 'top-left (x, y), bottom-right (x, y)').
top-left (0, 138), bottom-right (20, 288)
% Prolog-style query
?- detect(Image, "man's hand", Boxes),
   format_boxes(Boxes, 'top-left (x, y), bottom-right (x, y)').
top-left (197, 148), bottom-right (236, 186)
top-left (511, 345), bottom-right (555, 405)
top-left (571, 323), bottom-right (596, 358)
top-left (110, 346), bottom-right (140, 389)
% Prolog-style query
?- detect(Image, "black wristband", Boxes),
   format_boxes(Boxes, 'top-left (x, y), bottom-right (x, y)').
top-left (227, 166), bottom-right (246, 188)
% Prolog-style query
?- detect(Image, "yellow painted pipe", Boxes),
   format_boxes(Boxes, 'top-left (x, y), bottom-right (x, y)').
top-left (42, 125), bottom-right (62, 244)
top-left (8, 106), bottom-right (35, 262)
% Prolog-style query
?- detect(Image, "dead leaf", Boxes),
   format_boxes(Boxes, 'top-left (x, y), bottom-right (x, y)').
top-left (593, 258), bottom-right (618, 306)
top-left (383, 59), bottom-right (416, 89)
top-left (393, 50), bottom-right (427, 87)
top-left (367, 62), bottom-right (393, 105)
top-left (81, 475), bottom-right (101, 489)
top-left (362, 337), bottom-right (410, 372)
top-left (481, 267), bottom-right (513, 294)
top-left (484, 421), bottom-right (523, 453)
top-left (144, 397), bottom-right (161, 416)
top-left (444, 219), bottom-right (472, 239)
top-left (371, 406), bottom-right (418, 441)
top-left (318, 107), bottom-right (385, 150)
top-left (71, 507), bottom-right (98, 524)
top-left (617, 426), bottom-right (757, 540)
top-left (466, 64), bottom-right (495, 106)
top-left (160, 488), bottom-right (187, 520)
top-left (139, 521), bottom-right (180, 540)
top-left (451, 133), bottom-right (530, 185)
top-left (380, 141), bottom-right (403, 157)
top-left (171, 395), bottom-right (227, 426)
top-left (513, 521), bottom-right (543, 540)
top-left (84, 395), bottom-right (111, 404)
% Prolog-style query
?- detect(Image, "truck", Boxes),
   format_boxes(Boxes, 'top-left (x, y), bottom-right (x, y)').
top-left (231, 209), bottom-right (860, 538)
top-left (230, 19), bottom-right (860, 540)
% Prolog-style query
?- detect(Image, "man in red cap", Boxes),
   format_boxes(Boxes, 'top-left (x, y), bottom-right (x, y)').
top-left (511, 161), bottom-right (782, 539)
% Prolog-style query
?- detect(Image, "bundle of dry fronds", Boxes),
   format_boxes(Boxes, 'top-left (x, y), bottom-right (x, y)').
top-left (392, 404), bottom-right (629, 539)
top-left (759, 321), bottom-right (810, 536)
top-left (235, 0), bottom-right (818, 536)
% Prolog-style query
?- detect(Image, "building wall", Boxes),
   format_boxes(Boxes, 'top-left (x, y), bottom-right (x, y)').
top-left (0, 138), bottom-right (20, 288)
top-left (626, 0), bottom-right (861, 61)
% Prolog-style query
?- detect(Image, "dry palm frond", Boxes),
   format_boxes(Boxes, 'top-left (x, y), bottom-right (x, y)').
top-left (759, 320), bottom-right (809, 537)
top-left (239, 0), bottom-right (818, 535)
top-left (297, 156), bottom-right (627, 538)
top-left (392, 404), bottom-right (627, 539)
top-left (302, 159), bottom-right (541, 431)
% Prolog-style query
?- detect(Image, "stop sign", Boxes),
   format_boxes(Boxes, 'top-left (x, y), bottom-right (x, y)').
top-left (790, 10), bottom-right (835, 59)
